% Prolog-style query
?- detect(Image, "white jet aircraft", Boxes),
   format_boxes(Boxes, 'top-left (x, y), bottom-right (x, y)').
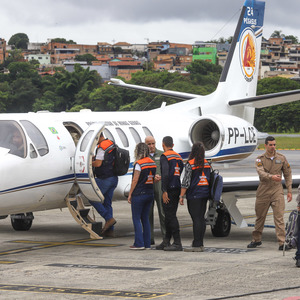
top-left (0, 0), bottom-right (299, 238)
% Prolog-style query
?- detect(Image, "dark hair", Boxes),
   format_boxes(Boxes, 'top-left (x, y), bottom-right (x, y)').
top-left (188, 142), bottom-right (205, 169)
top-left (162, 136), bottom-right (173, 148)
top-left (265, 136), bottom-right (275, 145)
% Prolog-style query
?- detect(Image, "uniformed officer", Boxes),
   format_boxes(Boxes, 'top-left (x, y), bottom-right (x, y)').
top-left (145, 136), bottom-right (165, 245)
top-left (247, 136), bottom-right (292, 250)
top-left (156, 136), bottom-right (184, 251)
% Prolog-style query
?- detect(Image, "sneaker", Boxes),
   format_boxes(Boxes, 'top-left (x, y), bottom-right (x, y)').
top-left (296, 259), bottom-right (300, 268)
top-left (278, 244), bottom-right (292, 251)
top-left (164, 244), bottom-right (183, 251)
top-left (155, 240), bottom-right (170, 250)
top-left (129, 245), bottom-right (145, 250)
top-left (184, 246), bottom-right (204, 252)
top-left (247, 241), bottom-right (262, 248)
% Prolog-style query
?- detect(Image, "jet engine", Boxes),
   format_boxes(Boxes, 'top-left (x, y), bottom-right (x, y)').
top-left (189, 114), bottom-right (258, 161)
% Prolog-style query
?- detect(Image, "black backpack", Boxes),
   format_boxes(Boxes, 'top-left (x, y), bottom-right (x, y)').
top-left (112, 144), bottom-right (130, 176)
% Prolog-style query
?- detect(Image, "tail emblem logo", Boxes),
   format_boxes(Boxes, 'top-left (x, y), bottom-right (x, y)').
top-left (240, 29), bottom-right (257, 82)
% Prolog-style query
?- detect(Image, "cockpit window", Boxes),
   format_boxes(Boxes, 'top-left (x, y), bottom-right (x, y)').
top-left (20, 120), bottom-right (49, 156)
top-left (0, 120), bottom-right (27, 158)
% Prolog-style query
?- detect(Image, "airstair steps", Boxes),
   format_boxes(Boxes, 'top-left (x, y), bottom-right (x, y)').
top-left (65, 194), bottom-right (103, 239)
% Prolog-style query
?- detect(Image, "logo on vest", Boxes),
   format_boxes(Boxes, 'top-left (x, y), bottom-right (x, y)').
top-left (145, 171), bottom-right (154, 184)
top-left (197, 172), bottom-right (209, 186)
top-left (174, 163), bottom-right (181, 176)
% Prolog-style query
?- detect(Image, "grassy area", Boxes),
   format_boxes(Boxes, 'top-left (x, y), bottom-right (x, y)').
top-left (257, 136), bottom-right (300, 150)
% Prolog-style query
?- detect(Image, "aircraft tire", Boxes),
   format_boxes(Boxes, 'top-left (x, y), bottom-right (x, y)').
top-left (211, 209), bottom-right (231, 237)
top-left (11, 213), bottom-right (33, 231)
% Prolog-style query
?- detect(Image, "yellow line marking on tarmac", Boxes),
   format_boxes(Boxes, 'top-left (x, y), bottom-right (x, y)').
top-left (0, 238), bottom-right (122, 257)
top-left (11, 240), bottom-right (120, 247)
top-left (0, 284), bottom-right (172, 298)
top-left (0, 261), bottom-right (21, 264)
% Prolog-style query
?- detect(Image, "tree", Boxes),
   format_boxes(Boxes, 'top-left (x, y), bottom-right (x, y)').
top-left (8, 78), bottom-right (40, 112)
top-left (0, 82), bottom-right (11, 113)
top-left (7, 61), bottom-right (40, 81)
top-left (8, 33), bottom-right (29, 49)
top-left (55, 64), bottom-right (102, 110)
top-left (285, 35), bottom-right (299, 44)
top-left (89, 85), bottom-right (123, 111)
top-left (254, 77), bottom-right (300, 132)
top-left (4, 49), bottom-right (24, 67)
top-left (75, 54), bottom-right (98, 65)
top-left (51, 38), bottom-right (76, 44)
top-left (270, 30), bottom-right (285, 38)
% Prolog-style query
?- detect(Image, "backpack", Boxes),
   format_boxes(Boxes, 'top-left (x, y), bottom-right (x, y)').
top-left (112, 144), bottom-right (130, 176)
top-left (285, 210), bottom-right (299, 249)
top-left (209, 167), bottom-right (223, 202)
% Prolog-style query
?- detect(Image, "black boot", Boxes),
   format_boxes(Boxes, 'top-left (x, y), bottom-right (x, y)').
top-left (155, 238), bottom-right (170, 250)
top-left (164, 243), bottom-right (183, 251)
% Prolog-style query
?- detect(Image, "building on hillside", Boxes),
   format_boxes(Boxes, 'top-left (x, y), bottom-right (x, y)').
top-left (0, 38), bottom-right (6, 64)
top-left (147, 42), bottom-right (165, 61)
top-left (64, 61), bottom-right (112, 82)
top-left (41, 41), bottom-right (99, 64)
top-left (217, 51), bottom-right (228, 68)
top-left (153, 59), bottom-right (173, 71)
top-left (109, 60), bottom-right (143, 81)
top-left (131, 44), bottom-right (147, 54)
top-left (192, 42), bottom-right (217, 64)
top-left (24, 53), bottom-right (51, 65)
top-left (97, 42), bottom-right (113, 55)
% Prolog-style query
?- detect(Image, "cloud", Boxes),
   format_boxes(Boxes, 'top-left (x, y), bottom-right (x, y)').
top-left (1, 0), bottom-right (300, 44)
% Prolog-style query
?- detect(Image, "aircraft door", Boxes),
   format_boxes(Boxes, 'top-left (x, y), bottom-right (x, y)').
top-left (74, 123), bottom-right (105, 203)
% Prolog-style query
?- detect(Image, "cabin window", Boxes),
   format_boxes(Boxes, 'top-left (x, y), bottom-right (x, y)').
top-left (29, 144), bottom-right (38, 158)
top-left (80, 130), bottom-right (94, 152)
top-left (104, 128), bottom-right (115, 143)
top-left (115, 127), bottom-right (129, 147)
top-left (142, 126), bottom-right (153, 138)
top-left (0, 120), bottom-right (27, 158)
top-left (129, 127), bottom-right (141, 144)
top-left (20, 120), bottom-right (49, 156)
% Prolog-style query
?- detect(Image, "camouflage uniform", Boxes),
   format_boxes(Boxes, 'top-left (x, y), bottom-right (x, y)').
top-left (252, 151), bottom-right (292, 246)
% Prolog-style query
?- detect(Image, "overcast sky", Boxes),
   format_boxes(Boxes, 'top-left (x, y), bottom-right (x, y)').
top-left (1, 0), bottom-right (299, 45)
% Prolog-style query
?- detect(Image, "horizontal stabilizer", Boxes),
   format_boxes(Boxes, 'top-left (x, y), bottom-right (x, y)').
top-left (228, 89), bottom-right (300, 108)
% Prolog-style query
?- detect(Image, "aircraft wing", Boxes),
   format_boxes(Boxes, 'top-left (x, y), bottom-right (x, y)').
top-left (228, 89), bottom-right (300, 108)
top-left (108, 78), bottom-right (198, 101)
top-left (223, 175), bottom-right (300, 192)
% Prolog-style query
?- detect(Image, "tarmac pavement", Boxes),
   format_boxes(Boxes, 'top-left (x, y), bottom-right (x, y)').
top-left (0, 150), bottom-right (300, 300)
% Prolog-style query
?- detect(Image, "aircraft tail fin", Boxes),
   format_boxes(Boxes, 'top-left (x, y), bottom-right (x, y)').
top-left (216, 0), bottom-right (265, 100)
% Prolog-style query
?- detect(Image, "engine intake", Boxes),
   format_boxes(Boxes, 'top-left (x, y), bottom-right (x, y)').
top-left (190, 118), bottom-right (222, 151)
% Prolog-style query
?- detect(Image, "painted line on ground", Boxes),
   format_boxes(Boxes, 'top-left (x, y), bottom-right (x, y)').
top-left (0, 238), bottom-right (122, 257)
top-left (47, 263), bottom-right (161, 271)
top-left (0, 284), bottom-right (171, 298)
top-left (0, 260), bottom-right (23, 264)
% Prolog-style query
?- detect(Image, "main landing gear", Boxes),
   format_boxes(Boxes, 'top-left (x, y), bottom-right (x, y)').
top-left (206, 201), bottom-right (231, 237)
top-left (10, 212), bottom-right (34, 231)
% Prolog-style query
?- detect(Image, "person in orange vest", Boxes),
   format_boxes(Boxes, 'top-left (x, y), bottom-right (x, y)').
top-left (156, 136), bottom-right (184, 251)
top-left (128, 143), bottom-right (157, 250)
top-left (92, 133), bottom-right (118, 237)
top-left (180, 142), bottom-right (211, 252)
